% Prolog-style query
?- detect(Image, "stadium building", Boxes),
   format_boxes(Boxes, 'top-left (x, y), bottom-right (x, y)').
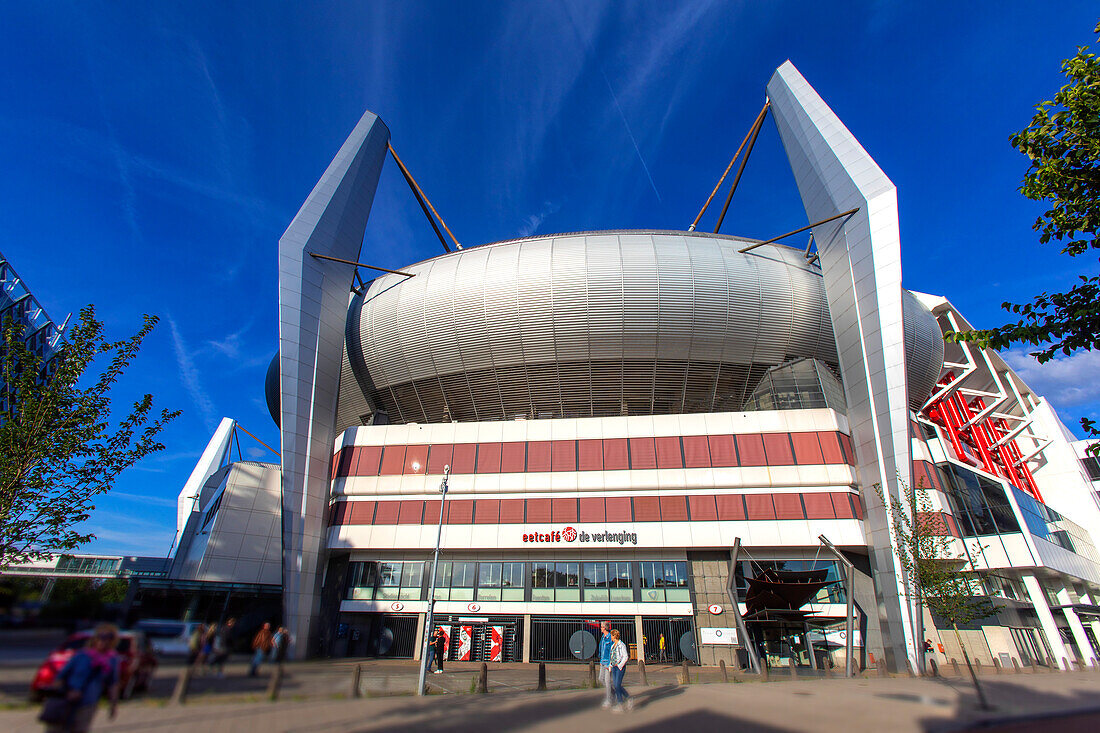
top-left (168, 62), bottom-right (1100, 672)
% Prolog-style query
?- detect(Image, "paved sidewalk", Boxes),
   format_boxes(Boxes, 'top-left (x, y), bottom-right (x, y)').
top-left (2, 668), bottom-right (1099, 732)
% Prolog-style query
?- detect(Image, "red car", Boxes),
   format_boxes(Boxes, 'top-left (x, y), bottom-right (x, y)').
top-left (30, 630), bottom-right (157, 701)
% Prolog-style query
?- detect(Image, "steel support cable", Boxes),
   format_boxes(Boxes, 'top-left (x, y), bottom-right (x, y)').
top-left (308, 251), bottom-right (415, 278)
top-left (713, 104), bottom-right (769, 234)
top-left (738, 208), bottom-right (860, 254)
top-left (235, 424), bottom-right (281, 458)
top-left (688, 101), bottom-right (770, 232)
top-left (388, 143), bottom-right (461, 252)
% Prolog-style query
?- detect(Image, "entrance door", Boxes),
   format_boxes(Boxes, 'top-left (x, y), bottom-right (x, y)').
top-left (437, 618), bottom-right (521, 662)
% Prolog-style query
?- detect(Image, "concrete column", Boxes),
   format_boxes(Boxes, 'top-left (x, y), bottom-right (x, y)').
top-left (413, 612), bottom-right (425, 662)
top-left (634, 615), bottom-right (646, 662)
top-left (522, 615), bottom-right (531, 663)
top-left (1061, 608), bottom-right (1095, 667)
top-left (1021, 574), bottom-right (1071, 669)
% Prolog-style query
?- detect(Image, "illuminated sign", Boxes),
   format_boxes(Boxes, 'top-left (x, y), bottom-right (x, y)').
top-left (522, 526), bottom-right (638, 546)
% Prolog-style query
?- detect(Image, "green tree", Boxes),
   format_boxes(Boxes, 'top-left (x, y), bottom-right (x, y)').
top-left (0, 305), bottom-right (179, 567)
top-left (948, 22), bottom-right (1100, 441)
top-left (877, 480), bottom-right (995, 709)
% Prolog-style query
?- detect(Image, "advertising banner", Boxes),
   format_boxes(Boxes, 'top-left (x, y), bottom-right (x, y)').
top-left (458, 625), bottom-right (473, 661)
top-left (490, 626), bottom-right (503, 662)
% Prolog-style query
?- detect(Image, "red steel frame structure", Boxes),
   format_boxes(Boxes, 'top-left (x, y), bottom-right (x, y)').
top-left (923, 372), bottom-right (1042, 502)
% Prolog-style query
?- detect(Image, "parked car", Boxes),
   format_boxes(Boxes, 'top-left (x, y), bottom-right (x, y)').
top-left (30, 630), bottom-right (157, 702)
top-left (135, 619), bottom-right (205, 656)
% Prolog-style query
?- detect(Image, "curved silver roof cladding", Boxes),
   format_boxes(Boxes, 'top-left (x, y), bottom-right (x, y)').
top-left (902, 288), bottom-right (945, 410)
top-left (345, 231), bottom-right (841, 424)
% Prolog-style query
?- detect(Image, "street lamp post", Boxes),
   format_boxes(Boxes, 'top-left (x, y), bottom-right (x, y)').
top-left (417, 465), bottom-right (450, 696)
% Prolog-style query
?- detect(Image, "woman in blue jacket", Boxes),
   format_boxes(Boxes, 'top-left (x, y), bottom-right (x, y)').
top-left (44, 624), bottom-right (120, 732)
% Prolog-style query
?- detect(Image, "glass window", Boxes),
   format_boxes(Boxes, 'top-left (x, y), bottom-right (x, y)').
top-left (502, 562), bottom-right (525, 601)
top-left (584, 562), bottom-right (609, 602)
top-left (531, 562), bottom-right (554, 602)
top-left (640, 561), bottom-right (664, 602)
top-left (477, 562), bottom-right (502, 600)
top-left (556, 562), bottom-right (580, 602)
top-left (664, 561), bottom-right (690, 602)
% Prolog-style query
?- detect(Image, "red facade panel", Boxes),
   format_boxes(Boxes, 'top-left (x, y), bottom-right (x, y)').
top-left (373, 501), bottom-right (400, 524)
top-left (379, 446), bottom-right (406, 475)
top-left (330, 501), bottom-right (349, 526)
top-left (659, 495), bottom-right (689, 521)
top-left (552, 498), bottom-right (578, 523)
top-left (332, 449), bottom-right (350, 478)
top-left (736, 434), bottom-right (767, 466)
top-left (527, 441), bottom-right (551, 472)
top-left (655, 437), bottom-right (684, 469)
top-left (708, 435), bottom-right (738, 467)
top-left (633, 496), bottom-right (661, 522)
top-left (629, 438), bottom-right (657, 469)
top-left (577, 440), bottom-right (604, 471)
top-left (404, 445), bottom-right (429, 475)
top-left (446, 499), bottom-right (474, 524)
top-left (817, 433), bottom-right (844, 464)
top-left (604, 496), bottom-right (633, 521)
top-left (791, 433), bottom-right (824, 465)
top-left (398, 500), bottom-right (425, 525)
top-left (830, 493), bottom-right (855, 519)
top-left (427, 444), bottom-right (453, 474)
top-left (476, 443), bottom-right (502, 473)
top-left (474, 499), bottom-right (500, 524)
top-left (852, 494), bottom-right (865, 520)
top-left (772, 493), bottom-right (804, 520)
top-left (715, 494), bottom-right (746, 520)
top-left (355, 446), bottom-right (382, 476)
top-left (501, 442), bottom-right (527, 472)
top-left (744, 494), bottom-right (776, 520)
top-left (498, 499), bottom-right (525, 523)
top-left (578, 497), bottom-right (605, 522)
top-left (762, 433), bottom-right (795, 466)
top-left (838, 433), bottom-right (856, 465)
top-left (603, 438), bottom-right (629, 470)
top-left (683, 436), bottom-right (711, 468)
top-left (348, 501), bottom-right (375, 525)
top-left (802, 493), bottom-right (836, 519)
top-left (451, 444), bottom-right (477, 474)
top-left (551, 440), bottom-right (576, 472)
top-left (688, 495), bottom-right (718, 520)
top-left (423, 500), bottom-right (442, 524)
top-left (526, 498), bottom-right (552, 522)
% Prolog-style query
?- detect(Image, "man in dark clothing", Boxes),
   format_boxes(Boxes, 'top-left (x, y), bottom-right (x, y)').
top-left (431, 628), bottom-right (446, 673)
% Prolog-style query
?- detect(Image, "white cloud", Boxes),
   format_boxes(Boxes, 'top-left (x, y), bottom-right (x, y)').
top-left (167, 314), bottom-right (216, 432)
top-left (518, 201), bottom-right (562, 237)
top-left (1001, 349), bottom-right (1100, 407)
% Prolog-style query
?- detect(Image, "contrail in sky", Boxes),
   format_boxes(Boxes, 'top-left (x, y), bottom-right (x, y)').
top-left (600, 68), bottom-right (662, 203)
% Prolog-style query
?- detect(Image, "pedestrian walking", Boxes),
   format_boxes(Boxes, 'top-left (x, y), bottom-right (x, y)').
top-left (39, 623), bottom-right (121, 733)
top-left (211, 619), bottom-right (235, 678)
top-left (272, 627), bottom-right (290, 663)
top-left (658, 633), bottom-right (667, 663)
top-left (431, 627), bottom-right (445, 673)
top-left (198, 624), bottom-right (216, 671)
top-left (186, 624), bottom-right (204, 667)
top-left (249, 623), bottom-right (274, 677)
top-left (608, 629), bottom-right (632, 712)
top-left (598, 622), bottom-right (614, 708)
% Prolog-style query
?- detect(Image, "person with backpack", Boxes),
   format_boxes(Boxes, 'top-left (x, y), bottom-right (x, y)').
top-left (40, 623), bottom-right (120, 732)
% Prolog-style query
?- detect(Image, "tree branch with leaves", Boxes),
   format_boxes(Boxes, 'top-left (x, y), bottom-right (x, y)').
top-left (0, 305), bottom-right (180, 567)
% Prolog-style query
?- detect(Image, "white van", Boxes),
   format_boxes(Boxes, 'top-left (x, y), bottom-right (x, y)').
top-left (135, 619), bottom-right (205, 656)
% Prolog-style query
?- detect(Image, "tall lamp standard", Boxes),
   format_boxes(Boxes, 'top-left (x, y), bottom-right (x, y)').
top-left (417, 465), bottom-right (450, 696)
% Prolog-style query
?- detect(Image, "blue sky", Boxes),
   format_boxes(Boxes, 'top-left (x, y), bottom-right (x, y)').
top-left (1, 2), bottom-right (1097, 556)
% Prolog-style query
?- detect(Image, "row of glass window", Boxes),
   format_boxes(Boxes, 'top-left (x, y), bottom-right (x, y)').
top-left (346, 560), bottom-right (690, 603)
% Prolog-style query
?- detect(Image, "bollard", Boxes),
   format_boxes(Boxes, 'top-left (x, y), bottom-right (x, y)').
top-left (638, 659), bottom-right (648, 686)
top-left (588, 661), bottom-right (597, 687)
top-left (928, 658), bottom-right (939, 678)
top-left (1062, 657), bottom-right (1070, 672)
top-left (719, 659), bottom-right (728, 682)
top-left (681, 658), bottom-right (691, 685)
top-left (789, 658), bottom-right (799, 679)
top-left (1012, 658), bottom-right (1022, 675)
top-left (974, 659), bottom-right (982, 675)
top-left (992, 658), bottom-right (1002, 675)
top-left (352, 664), bottom-right (362, 698)
top-left (267, 663), bottom-right (284, 701)
top-left (1031, 659), bottom-right (1040, 674)
top-left (476, 663), bottom-right (488, 694)
top-left (537, 662), bottom-right (547, 691)
top-left (760, 662), bottom-right (769, 682)
top-left (170, 665), bottom-right (192, 706)
top-left (876, 658), bottom-right (888, 678)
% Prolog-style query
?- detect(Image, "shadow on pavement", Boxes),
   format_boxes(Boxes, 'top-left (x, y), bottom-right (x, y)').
top-left (620, 710), bottom-right (795, 733)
